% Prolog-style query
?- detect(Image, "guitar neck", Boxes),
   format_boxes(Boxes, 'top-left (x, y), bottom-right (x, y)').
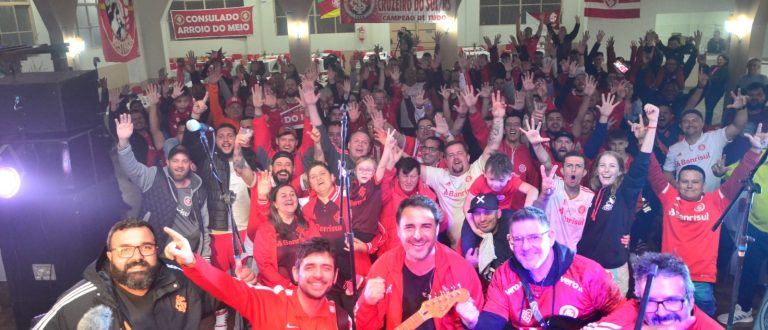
top-left (394, 309), bottom-right (429, 330)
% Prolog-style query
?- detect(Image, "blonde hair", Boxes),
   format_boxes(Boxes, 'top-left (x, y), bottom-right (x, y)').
top-left (589, 151), bottom-right (626, 192)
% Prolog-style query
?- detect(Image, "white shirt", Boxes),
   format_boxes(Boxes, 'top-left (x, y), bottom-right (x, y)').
top-left (663, 128), bottom-right (728, 192)
top-left (227, 161), bottom-right (254, 232)
top-left (544, 176), bottom-right (594, 251)
top-left (424, 157), bottom-right (487, 247)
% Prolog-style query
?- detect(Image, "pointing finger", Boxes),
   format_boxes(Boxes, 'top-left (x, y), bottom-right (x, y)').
top-left (163, 227), bottom-right (185, 243)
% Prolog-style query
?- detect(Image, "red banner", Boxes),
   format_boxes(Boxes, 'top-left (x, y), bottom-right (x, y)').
top-left (170, 7), bottom-right (253, 40)
top-left (97, 0), bottom-right (139, 63)
top-left (341, 0), bottom-right (457, 24)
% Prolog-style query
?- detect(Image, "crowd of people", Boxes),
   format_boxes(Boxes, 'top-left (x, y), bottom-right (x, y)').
top-left (32, 16), bottom-right (768, 330)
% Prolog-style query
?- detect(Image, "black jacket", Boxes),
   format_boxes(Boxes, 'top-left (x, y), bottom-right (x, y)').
top-left (32, 252), bottom-right (219, 330)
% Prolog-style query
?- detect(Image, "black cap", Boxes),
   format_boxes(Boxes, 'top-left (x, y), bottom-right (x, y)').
top-left (468, 193), bottom-right (499, 213)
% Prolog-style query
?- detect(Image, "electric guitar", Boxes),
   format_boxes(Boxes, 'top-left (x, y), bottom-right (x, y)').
top-left (394, 287), bottom-right (470, 330)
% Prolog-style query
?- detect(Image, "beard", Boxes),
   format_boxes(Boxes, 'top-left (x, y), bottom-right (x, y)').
top-left (272, 170), bottom-right (292, 184)
top-left (109, 260), bottom-right (159, 290)
top-left (170, 169), bottom-right (189, 182)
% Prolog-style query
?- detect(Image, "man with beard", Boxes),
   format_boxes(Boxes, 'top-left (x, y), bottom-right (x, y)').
top-left (33, 219), bottom-right (220, 329)
top-left (116, 113), bottom-right (210, 257)
top-left (460, 207), bottom-right (624, 329)
top-left (421, 92), bottom-right (506, 247)
top-left (419, 136), bottom-right (446, 167)
top-left (356, 196), bottom-right (485, 329)
top-left (654, 105), bottom-right (682, 164)
top-left (584, 253), bottom-right (720, 329)
top-left (184, 97), bottom-right (259, 273)
top-left (499, 113), bottom-right (539, 186)
top-left (165, 227), bottom-right (350, 328)
top-left (460, 194), bottom-right (514, 286)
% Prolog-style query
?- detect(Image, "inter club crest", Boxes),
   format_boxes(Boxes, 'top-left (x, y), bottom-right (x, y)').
top-left (343, 0), bottom-right (375, 20)
top-left (604, 0), bottom-right (618, 7)
top-left (98, 0), bottom-right (139, 62)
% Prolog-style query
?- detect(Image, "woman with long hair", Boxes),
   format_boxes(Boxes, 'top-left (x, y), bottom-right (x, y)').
top-left (252, 172), bottom-right (320, 288)
top-left (576, 102), bottom-right (659, 294)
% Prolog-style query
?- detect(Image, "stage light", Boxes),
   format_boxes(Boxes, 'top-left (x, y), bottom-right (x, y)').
top-left (725, 15), bottom-right (752, 40)
top-left (0, 167), bottom-right (21, 199)
top-left (65, 36), bottom-right (86, 57)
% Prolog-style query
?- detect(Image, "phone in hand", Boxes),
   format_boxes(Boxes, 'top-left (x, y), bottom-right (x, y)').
top-left (613, 60), bottom-right (629, 74)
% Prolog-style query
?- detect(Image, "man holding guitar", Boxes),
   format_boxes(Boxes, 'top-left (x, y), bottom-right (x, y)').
top-left (459, 207), bottom-right (625, 329)
top-left (355, 195), bottom-right (485, 329)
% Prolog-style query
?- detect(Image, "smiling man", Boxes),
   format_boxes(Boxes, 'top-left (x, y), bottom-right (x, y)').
top-left (461, 207), bottom-right (624, 329)
top-left (166, 228), bottom-right (350, 329)
top-left (33, 219), bottom-right (220, 330)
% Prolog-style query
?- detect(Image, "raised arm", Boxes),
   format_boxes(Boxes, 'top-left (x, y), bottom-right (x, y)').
top-left (145, 84), bottom-right (167, 153)
top-left (724, 89), bottom-right (750, 141)
top-left (115, 113), bottom-right (157, 192)
top-left (519, 115), bottom-right (553, 171)
top-left (721, 125), bottom-right (768, 199)
top-left (480, 91), bottom-right (507, 161)
top-left (572, 75), bottom-right (598, 138)
top-left (233, 131), bottom-right (255, 186)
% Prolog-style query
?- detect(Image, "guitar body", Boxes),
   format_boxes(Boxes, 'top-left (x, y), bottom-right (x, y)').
top-left (394, 288), bottom-right (470, 330)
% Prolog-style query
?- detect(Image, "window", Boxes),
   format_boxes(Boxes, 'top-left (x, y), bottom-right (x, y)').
top-left (480, 0), bottom-right (561, 26)
top-left (169, 0), bottom-right (244, 11)
top-left (75, 0), bottom-right (100, 48)
top-left (275, 2), bottom-right (354, 36)
top-left (0, 1), bottom-right (34, 47)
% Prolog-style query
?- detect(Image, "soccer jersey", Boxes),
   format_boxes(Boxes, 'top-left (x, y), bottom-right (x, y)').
top-left (468, 174), bottom-right (524, 211)
top-left (424, 157), bottom-right (487, 246)
top-left (544, 176), bottom-right (595, 251)
top-left (663, 128), bottom-right (728, 192)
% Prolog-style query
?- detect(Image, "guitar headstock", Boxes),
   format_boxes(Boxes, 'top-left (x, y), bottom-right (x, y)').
top-left (418, 287), bottom-right (470, 319)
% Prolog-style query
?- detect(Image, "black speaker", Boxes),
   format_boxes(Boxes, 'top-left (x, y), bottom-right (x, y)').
top-left (0, 70), bottom-right (101, 135)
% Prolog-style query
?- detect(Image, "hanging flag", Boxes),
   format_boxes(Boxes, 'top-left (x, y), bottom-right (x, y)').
top-left (317, 0), bottom-right (340, 19)
top-left (584, 0), bottom-right (641, 19)
top-left (97, 0), bottom-right (140, 62)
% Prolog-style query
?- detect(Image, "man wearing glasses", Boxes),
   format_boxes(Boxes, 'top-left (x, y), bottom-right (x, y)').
top-left (583, 253), bottom-right (720, 329)
top-left (33, 219), bottom-right (221, 329)
top-left (456, 207), bottom-right (624, 329)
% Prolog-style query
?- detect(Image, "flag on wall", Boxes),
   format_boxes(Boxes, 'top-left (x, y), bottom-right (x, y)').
top-left (584, 0), bottom-right (641, 19)
top-left (317, 0), bottom-right (340, 19)
top-left (97, 0), bottom-right (140, 62)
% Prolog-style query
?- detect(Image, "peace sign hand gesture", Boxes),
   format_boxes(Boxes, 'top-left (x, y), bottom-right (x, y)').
top-left (192, 92), bottom-right (209, 117)
top-left (540, 164), bottom-right (559, 196)
top-left (745, 123), bottom-right (768, 152)
top-left (163, 227), bottom-right (195, 266)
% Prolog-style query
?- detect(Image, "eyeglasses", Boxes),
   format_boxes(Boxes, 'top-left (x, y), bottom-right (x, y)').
top-left (111, 244), bottom-right (157, 259)
top-left (418, 125), bottom-right (433, 131)
top-left (510, 231), bottom-right (549, 246)
top-left (646, 298), bottom-right (686, 313)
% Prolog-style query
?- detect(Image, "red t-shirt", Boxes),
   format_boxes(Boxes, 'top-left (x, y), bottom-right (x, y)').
top-left (468, 173), bottom-right (524, 211)
top-left (584, 299), bottom-right (721, 330)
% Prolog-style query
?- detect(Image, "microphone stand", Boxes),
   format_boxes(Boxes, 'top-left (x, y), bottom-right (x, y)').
top-left (337, 110), bottom-right (358, 330)
top-left (711, 147), bottom-right (768, 330)
top-left (635, 264), bottom-right (658, 330)
top-left (196, 130), bottom-right (245, 328)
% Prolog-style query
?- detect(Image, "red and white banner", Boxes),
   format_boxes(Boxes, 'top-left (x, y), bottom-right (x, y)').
top-left (341, 0), bottom-right (457, 24)
top-left (584, 0), bottom-right (640, 19)
top-left (170, 7), bottom-right (253, 40)
top-left (97, 0), bottom-right (139, 62)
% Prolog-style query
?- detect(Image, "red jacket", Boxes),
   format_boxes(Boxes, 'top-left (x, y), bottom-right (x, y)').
top-left (480, 244), bottom-right (624, 328)
top-left (183, 255), bottom-right (346, 329)
top-left (379, 169), bottom-right (444, 255)
top-left (355, 243), bottom-right (485, 330)
top-left (583, 299), bottom-right (721, 330)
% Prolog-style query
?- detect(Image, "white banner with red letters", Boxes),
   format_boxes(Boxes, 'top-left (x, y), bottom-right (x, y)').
top-left (341, 0), bottom-right (457, 24)
top-left (170, 6), bottom-right (253, 40)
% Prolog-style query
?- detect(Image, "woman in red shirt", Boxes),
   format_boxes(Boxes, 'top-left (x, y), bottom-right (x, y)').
top-left (251, 173), bottom-right (320, 288)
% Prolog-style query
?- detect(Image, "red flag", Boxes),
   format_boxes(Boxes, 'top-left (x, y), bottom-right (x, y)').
top-left (97, 0), bottom-right (139, 62)
top-left (584, 0), bottom-right (640, 19)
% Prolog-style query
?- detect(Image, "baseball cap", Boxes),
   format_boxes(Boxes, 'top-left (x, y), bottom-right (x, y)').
top-left (226, 96), bottom-right (242, 107)
top-left (468, 193), bottom-right (499, 213)
top-left (277, 126), bottom-right (298, 138)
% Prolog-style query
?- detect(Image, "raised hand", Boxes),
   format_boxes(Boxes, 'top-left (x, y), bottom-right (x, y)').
top-left (491, 91), bottom-right (506, 118)
top-left (728, 89), bottom-right (749, 109)
top-left (644, 103), bottom-right (659, 123)
top-left (479, 82), bottom-right (492, 99)
top-left (115, 113), bottom-right (134, 143)
top-left (584, 75), bottom-right (598, 96)
top-left (163, 227), bottom-right (195, 266)
top-left (596, 93), bottom-right (620, 118)
top-left (711, 156), bottom-right (727, 177)
top-left (171, 81), bottom-right (184, 99)
top-left (519, 115), bottom-right (551, 145)
top-left (305, 64), bottom-right (319, 83)
top-left (607, 36), bottom-right (615, 48)
top-left (483, 36), bottom-right (493, 49)
top-left (185, 50), bottom-right (196, 73)
top-left (413, 88), bottom-right (426, 107)
top-left (522, 72), bottom-right (536, 91)
top-left (348, 101), bottom-right (361, 122)
top-left (251, 84), bottom-right (264, 108)
top-left (432, 113), bottom-right (450, 136)
top-left (264, 87), bottom-right (277, 108)
top-left (432, 31), bottom-right (443, 43)
top-left (511, 90), bottom-right (526, 111)
top-left (256, 170), bottom-right (272, 199)
top-left (207, 66), bottom-right (222, 84)
top-left (494, 34), bottom-right (502, 46)
top-left (596, 30), bottom-right (605, 43)
top-left (144, 84), bottom-right (161, 106)
top-left (439, 85), bottom-right (452, 99)
top-left (299, 81), bottom-right (319, 106)
top-left (745, 123), bottom-right (768, 151)
top-left (388, 65), bottom-right (401, 82)
top-left (629, 113), bottom-right (648, 140)
top-left (309, 126), bottom-right (322, 145)
top-left (508, 35), bottom-right (518, 47)
top-left (539, 164), bottom-right (559, 195)
top-left (460, 85), bottom-right (480, 108)
top-left (192, 92), bottom-right (209, 116)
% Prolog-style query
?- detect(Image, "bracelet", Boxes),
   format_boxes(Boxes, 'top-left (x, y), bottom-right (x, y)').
top-left (646, 126), bottom-right (657, 129)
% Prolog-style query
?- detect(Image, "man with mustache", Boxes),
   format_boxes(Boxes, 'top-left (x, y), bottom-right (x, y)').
top-left (115, 113), bottom-right (210, 258)
top-left (460, 194), bottom-right (514, 286)
top-left (33, 219), bottom-right (220, 329)
top-left (583, 253), bottom-right (720, 329)
top-left (460, 207), bottom-right (624, 329)
top-left (165, 228), bottom-right (351, 329)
